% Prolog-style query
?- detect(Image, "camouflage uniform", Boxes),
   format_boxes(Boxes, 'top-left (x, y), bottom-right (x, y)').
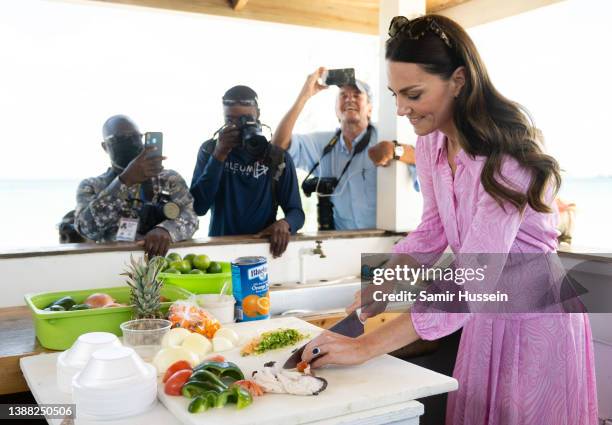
top-left (75, 168), bottom-right (198, 242)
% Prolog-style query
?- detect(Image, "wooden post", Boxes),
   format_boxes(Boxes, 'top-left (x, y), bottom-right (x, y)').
top-left (376, 0), bottom-right (425, 232)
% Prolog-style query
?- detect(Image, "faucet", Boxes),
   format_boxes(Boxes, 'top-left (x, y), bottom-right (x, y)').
top-left (298, 240), bottom-right (326, 284)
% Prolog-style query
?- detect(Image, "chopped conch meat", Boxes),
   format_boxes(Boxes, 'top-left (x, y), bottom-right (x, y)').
top-left (251, 361), bottom-right (327, 396)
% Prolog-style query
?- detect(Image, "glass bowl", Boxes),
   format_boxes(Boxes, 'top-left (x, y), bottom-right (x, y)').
top-left (119, 319), bottom-right (171, 362)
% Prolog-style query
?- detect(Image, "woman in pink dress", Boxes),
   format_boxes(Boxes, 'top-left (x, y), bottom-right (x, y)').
top-left (302, 15), bottom-right (598, 425)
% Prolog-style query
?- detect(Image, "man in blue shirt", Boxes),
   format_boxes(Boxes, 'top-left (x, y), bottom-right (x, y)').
top-left (272, 68), bottom-right (415, 230)
top-left (190, 86), bottom-right (304, 257)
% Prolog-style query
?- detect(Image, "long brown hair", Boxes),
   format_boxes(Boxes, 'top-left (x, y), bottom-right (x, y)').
top-left (386, 15), bottom-right (561, 213)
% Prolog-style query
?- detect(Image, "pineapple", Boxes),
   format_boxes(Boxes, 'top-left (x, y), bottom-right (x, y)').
top-left (122, 255), bottom-right (165, 319)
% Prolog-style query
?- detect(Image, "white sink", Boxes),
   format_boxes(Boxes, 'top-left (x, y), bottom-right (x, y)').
top-left (269, 279), bottom-right (361, 316)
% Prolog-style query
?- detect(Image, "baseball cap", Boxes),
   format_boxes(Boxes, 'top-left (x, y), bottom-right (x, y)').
top-left (339, 79), bottom-right (373, 103)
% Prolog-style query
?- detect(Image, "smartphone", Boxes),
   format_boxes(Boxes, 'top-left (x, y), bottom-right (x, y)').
top-left (144, 132), bottom-right (163, 158)
top-left (323, 68), bottom-right (355, 87)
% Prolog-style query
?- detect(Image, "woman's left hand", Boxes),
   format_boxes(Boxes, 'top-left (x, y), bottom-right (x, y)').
top-left (301, 331), bottom-right (370, 369)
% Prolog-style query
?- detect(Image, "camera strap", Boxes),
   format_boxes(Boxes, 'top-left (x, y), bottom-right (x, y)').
top-left (304, 125), bottom-right (373, 183)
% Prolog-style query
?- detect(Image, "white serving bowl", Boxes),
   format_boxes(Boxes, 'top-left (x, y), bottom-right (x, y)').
top-left (56, 332), bottom-right (121, 393)
top-left (72, 346), bottom-right (157, 420)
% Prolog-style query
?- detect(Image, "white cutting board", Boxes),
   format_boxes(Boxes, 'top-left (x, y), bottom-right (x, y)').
top-left (158, 316), bottom-right (457, 425)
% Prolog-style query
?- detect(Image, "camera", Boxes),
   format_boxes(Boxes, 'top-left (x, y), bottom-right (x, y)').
top-left (137, 190), bottom-right (180, 234)
top-left (301, 177), bottom-right (338, 231)
top-left (301, 177), bottom-right (338, 197)
top-left (238, 115), bottom-right (269, 157)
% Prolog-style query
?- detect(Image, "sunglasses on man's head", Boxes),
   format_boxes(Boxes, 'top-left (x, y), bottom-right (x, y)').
top-left (388, 16), bottom-right (452, 49)
top-left (222, 99), bottom-right (258, 107)
top-left (104, 132), bottom-right (142, 145)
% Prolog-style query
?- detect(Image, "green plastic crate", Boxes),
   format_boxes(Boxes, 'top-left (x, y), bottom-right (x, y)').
top-left (158, 261), bottom-right (232, 294)
top-left (24, 285), bottom-right (192, 350)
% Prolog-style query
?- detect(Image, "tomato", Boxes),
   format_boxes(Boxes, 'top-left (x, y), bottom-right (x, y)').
top-left (296, 360), bottom-right (309, 373)
top-left (205, 355), bottom-right (226, 363)
top-left (162, 360), bottom-right (192, 383)
top-left (164, 369), bottom-right (192, 396)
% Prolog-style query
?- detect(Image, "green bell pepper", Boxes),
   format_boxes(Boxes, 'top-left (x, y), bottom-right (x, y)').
top-left (187, 391), bottom-right (219, 413)
top-left (181, 380), bottom-right (225, 398)
top-left (188, 369), bottom-right (228, 389)
top-left (192, 361), bottom-right (245, 381)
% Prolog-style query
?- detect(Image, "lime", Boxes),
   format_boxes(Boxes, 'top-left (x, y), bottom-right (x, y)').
top-left (169, 260), bottom-right (192, 274)
top-left (189, 269), bottom-right (205, 274)
top-left (164, 268), bottom-right (181, 274)
top-left (166, 252), bottom-right (182, 263)
top-left (193, 254), bottom-right (211, 271)
top-left (184, 253), bottom-right (196, 268)
top-left (207, 261), bottom-right (222, 274)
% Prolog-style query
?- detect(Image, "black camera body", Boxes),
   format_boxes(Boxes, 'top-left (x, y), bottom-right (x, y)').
top-left (238, 115), bottom-right (269, 157)
top-left (301, 177), bottom-right (338, 231)
top-left (137, 190), bottom-right (180, 234)
top-left (301, 177), bottom-right (338, 197)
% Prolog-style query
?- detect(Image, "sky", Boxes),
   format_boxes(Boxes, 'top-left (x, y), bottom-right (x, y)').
top-left (0, 0), bottom-right (611, 181)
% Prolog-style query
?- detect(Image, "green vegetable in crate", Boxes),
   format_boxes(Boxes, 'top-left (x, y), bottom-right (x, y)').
top-left (189, 269), bottom-right (205, 275)
top-left (192, 361), bottom-right (245, 381)
top-left (169, 260), bottom-right (192, 274)
top-left (70, 304), bottom-right (91, 311)
top-left (164, 268), bottom-right (180, 274)
top-left (122, 255), bottom-right (165, 319)
top-left (44, 296), bottom-right (76, 311)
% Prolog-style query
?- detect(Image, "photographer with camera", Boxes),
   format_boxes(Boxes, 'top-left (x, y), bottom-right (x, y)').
top-left (272, 67), bottom-right (416, 231)
top-left (74, 115), bottom-right (198, 257)
top-left (190, 86), bottom-right (304, 258)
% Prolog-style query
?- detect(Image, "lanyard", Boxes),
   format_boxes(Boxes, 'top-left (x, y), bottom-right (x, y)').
top-left (304, 125), bottom-right (373, 183)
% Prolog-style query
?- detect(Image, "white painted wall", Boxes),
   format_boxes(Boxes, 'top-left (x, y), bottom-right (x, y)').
top-left (375, 0), bottom-right (424, 232)
top-left (0, 236), bottom-right (399, 308)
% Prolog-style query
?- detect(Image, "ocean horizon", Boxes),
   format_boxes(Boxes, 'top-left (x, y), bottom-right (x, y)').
top-left (1, 176), bottom-right (610, 252)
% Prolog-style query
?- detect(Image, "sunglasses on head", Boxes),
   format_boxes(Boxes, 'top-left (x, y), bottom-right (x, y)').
top-left (104, 132), bottom-right (142, 145)
top-left (222, 99), bottom-right (258, 107)
top-left (388, 16), bottom-right (452, 49)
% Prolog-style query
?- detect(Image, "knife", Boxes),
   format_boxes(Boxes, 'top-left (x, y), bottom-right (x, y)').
top-left (283, 308), bottom-right (365, 369)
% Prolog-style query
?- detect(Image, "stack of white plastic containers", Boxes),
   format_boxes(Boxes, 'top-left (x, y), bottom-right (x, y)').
top-left (57, 332), bottom-right (157, 420)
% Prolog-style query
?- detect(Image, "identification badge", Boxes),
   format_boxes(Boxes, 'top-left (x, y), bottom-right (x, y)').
top-left (116, 217), bottom-right (139, 242)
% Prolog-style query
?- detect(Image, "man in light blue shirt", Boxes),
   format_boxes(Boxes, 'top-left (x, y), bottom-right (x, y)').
top-left (272, 67), bottom-right (415, 230)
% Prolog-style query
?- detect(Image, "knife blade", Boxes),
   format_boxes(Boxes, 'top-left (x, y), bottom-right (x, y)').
top-left (283, 308), bottom-right (365, 369)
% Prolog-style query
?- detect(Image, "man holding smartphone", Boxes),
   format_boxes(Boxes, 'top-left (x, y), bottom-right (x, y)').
top-left (272, 67), bottom-right (416, 230)
top-left (74, 115), bottom-right (198, 257)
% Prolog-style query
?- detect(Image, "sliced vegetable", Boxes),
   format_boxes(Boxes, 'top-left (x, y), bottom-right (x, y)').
top-left (233, 380), bottom-right (265, 397)
top-left (161, 327), bottom-right (192, 348)
top-left (164, 369), bottom-right (192, 396)
top-left (193, 361), bottom-right (244, 381)
top-left (241, 328), bottom-right (307, 356)
top-left (228, 385), bottom-right (253, 409)
top-left (153, 347), bottom-right (199, 374)
top-left (162, 360), bottom-right (192, 383)
top-left (212, 336), bottom-right (233, 352)
top-left (181, 333), bottom-right (213, 360)
top-left (296, 360), bottom-right (309, 373)
top-left (214, 328), bottom-right (239, 345)
top-left (189, 369), bottom-right (228, 389)
top-left (188, 395), bottom-right (209, 414)
top-left (205, 355), bottom-right (226, 363)
top-left (182, 380), bottom-right (226, 397)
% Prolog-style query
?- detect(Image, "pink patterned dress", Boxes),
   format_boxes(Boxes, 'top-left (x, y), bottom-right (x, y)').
top-left (394, 131), bottom-right (598, 425)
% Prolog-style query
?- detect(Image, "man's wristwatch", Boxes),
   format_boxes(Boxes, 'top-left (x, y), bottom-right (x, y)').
top-left (393, 140), bottom-right (405, 160)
